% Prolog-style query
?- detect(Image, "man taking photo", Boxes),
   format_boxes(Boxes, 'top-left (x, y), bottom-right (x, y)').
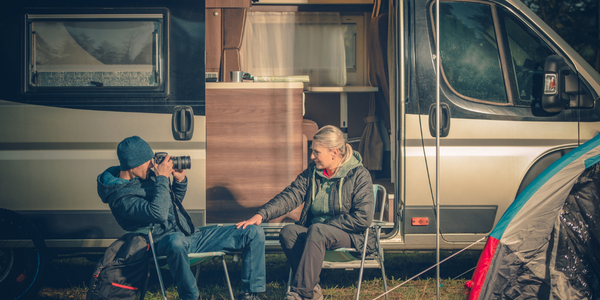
top-left (97, 136), bottom-right (266, 300)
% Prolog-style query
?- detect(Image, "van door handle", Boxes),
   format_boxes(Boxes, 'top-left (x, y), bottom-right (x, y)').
top-left (428, 103), bottom-right (451, 138)
top-left (172, 106), bottom-right (194, 140)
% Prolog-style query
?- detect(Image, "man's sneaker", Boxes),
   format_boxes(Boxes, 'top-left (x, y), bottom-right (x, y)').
top-left (239, 292), bottom-right (261, 300)
top-left (312, 284), bottom-right (323, 300)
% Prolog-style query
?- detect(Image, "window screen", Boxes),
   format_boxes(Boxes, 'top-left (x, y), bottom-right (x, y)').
top-left (27, 14), bottom-right (165, 94)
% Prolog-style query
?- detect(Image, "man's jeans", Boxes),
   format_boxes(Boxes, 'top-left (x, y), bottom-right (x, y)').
top-left (155, 225), bottom-right (266, 300)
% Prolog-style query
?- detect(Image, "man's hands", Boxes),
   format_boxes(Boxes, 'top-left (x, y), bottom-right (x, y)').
top-left (154, 154), bottom-right (186, 181)
top-left (173, 169), bottom-right (186, 182)
top-left (236, 214), bottom-right (263, 229)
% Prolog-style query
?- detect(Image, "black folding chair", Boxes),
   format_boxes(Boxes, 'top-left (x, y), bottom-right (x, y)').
top-left (133, 225), bottom-right (234, 300)
top-left (287, 184), bottom-right (390, 300)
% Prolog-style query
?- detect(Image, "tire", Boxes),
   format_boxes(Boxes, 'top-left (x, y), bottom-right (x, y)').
top-left (0, 209), bottom-right (48, 300)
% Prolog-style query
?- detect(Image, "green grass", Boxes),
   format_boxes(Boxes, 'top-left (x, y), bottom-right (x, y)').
top-left (37, 251), bottom-right (481, 299)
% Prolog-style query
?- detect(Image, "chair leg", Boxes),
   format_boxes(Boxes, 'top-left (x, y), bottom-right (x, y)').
top-left (287, 268), bottom-right (292, 293)
top-left (222, 256), bottom-right (235, 300)
top-left (355, 228), bottom-right (370, 300)
top-left (147, 232), bottom-right (167, 300)
top-left (380, 253), bottom-right (388, 300)
top-left (355, 261), bottom-right (366, 300)
top-left (195, 264), bottom-right (201, 283)
top-left (377, 228), bottom-right (388, 300)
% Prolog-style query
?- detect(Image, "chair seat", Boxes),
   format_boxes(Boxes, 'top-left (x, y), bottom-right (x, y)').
top-left (188, 251), bottom-right (227, 267)
top-left (324, 248), bottom-right (359, 262)
top-left (155, 251), bottom-right (227, 270)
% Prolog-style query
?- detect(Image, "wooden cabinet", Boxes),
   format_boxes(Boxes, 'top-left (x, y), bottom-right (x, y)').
top-left (205, 8), bottom-right (222, 74)
top-left (205, 1), bottom-right (251, 82)
top-left (205, 82), bottom-right (304, 223)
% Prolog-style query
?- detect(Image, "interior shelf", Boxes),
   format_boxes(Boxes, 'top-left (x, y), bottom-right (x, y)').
top-left (304, 86), bottom-right (378, 93)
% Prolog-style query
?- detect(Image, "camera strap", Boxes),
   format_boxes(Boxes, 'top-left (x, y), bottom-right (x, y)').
top-left (169, 182), bottom-right (193, 237)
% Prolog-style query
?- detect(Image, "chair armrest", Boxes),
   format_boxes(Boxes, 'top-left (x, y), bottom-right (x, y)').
top-left (188, 251), bottom-right (227, 258)
top-left (371, 221), bottom-right (394, 228)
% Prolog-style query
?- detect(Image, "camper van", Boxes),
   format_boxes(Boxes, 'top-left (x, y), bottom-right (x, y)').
top-left (1, 0), bottom-right (599, 298)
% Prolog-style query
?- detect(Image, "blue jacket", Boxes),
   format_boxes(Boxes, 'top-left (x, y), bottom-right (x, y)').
top-left (97, 166), bottom-right (195, 240)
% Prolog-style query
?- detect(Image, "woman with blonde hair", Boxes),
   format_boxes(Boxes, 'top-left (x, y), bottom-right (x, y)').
top-left (237, 125), bottom-right (375, 300)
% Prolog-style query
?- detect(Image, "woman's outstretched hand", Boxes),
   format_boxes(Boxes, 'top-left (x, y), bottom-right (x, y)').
top-left (236, 214), bottom-right (263, 229)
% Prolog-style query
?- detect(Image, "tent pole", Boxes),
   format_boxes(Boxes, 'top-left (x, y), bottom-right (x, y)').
top-left (435, 0), bottom-right (441, 298)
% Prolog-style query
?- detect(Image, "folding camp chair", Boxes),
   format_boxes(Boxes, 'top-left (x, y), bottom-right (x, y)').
top-left (287, 184), bottom-right (390, 300)
top-left (133, 225), bottom-right (235, 300)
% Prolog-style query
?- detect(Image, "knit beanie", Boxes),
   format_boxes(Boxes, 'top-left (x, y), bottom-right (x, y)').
top-left (117, 136), bottom-right (154, 171)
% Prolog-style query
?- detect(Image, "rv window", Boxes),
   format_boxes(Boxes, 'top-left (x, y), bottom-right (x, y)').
top-left (499, 7), bottom-right (554, 106)
top-left (240, 12), bottom-right (366, 87)
top-left (343, 23), bottom-right (357, 72)
top-left (26, 14), bottom-right (166, 94)
top-left (435, 2), bottom-right (508, 104)
top-left (342, 15), bottom-right (366, 86)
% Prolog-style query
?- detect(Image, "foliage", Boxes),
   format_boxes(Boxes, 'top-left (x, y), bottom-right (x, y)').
top-left (522, 0), bottom-right (600, 70)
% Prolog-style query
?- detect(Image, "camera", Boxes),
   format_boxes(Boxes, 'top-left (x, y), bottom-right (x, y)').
top-left (154, 152), bottom-right (191, 170)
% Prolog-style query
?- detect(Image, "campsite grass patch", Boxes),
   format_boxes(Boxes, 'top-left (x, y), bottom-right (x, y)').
top-left (37, 251), bottom-right (480, 299)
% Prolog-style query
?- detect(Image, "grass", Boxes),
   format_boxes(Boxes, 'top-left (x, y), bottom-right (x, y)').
top-left (37, 251), bottom-right (481, 299)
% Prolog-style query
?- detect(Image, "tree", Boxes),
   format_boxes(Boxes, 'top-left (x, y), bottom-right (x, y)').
top-left (522, 0), bottom-right (600, 72)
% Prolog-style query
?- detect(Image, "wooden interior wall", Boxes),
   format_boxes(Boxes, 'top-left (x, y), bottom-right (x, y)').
top-left (205, 8), bottom-right (221, 74)
top-left (205, 0), bottom-right (251, 81)
top-left (206, 86), bottom-right (305, 223)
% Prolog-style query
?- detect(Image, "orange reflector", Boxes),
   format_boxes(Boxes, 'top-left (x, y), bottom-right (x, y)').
top-left (16, 274), bottom-right (25, 283)
top-left (411, 217), bottom-right (429, 226)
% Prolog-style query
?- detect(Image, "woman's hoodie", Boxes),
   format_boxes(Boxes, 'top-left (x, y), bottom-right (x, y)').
top-left (256, 150), bottom-right (376, 253)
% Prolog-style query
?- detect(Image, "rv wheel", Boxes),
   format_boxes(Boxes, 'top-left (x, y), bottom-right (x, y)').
top-left (0, 209), bottom-right (48, 300)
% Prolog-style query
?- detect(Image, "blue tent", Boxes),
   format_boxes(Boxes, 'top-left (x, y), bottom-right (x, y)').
top-left (466, 134), bottom-right (600, 299)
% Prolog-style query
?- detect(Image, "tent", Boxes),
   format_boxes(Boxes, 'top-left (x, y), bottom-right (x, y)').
top-left (465, 134), bottom-right (600, 299)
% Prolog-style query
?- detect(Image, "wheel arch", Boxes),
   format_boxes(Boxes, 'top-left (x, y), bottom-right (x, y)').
top-left (515, 146), bottom-right (575, 198)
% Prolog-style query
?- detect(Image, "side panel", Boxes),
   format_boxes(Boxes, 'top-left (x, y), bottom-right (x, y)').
top-left (0, 0), bottom-right (207, 248)
top-left (0, 100), bottom-right (207, 246)
top-left (399, 0), bottom-right (583, 247)
top-left (404, 116), bottom-right (577, 241)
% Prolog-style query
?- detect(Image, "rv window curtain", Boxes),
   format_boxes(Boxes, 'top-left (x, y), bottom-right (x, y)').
top-left (240, 12), bottom-right (347, 87)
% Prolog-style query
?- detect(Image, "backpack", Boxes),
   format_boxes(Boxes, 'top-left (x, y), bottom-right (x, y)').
top-left (86, 233), bottom-right (151, 300)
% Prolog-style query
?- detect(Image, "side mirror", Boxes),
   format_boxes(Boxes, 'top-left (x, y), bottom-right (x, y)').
top-left (542, 55), bottom-right (570, 113)
top-left (541, 55), bottom-right (595, 113)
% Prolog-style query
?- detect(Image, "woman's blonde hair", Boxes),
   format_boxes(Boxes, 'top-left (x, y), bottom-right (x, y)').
top-left (312, 125), bottom-right (353, 174)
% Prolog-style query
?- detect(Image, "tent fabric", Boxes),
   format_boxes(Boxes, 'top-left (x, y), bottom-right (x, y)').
top-left (554, 164), bottom-right (600, 298)
top-left (466, 134), bottom-right (600, 300)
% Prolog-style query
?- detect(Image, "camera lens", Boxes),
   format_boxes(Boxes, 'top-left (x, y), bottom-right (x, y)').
top-left (172, 156), bottom-right (192, 170)
top-left (154, 153), bottom-right (191, 170)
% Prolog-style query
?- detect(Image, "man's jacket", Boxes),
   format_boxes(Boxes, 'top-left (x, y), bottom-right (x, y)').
top-left (97, 166), bottom-right (194, 240)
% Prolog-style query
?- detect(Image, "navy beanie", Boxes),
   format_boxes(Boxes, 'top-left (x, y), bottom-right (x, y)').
top-left (117, 136), bottom-right (154, 171)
